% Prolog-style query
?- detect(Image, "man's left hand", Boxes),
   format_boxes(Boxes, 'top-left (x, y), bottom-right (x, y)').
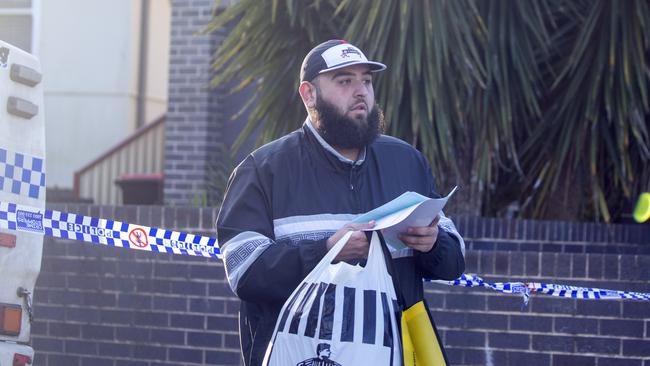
top-left (398, 215), bottom-right (440, 252)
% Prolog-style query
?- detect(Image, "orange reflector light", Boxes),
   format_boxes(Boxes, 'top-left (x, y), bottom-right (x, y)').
top-left (0, 232), bottom-right (16, 248)
top-left (13, 353), bottom-right (32, 366)
top-left (0, 304), bottom-right (22, 336)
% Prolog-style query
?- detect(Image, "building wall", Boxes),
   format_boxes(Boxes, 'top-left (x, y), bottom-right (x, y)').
top-left (0, 0), bottom-right (36, 53)
top-left (143, 0), bottom-right (171, 124)
top-left (163, 0), bottom-right (226, 206)
top-left (39, 0), bottom-right (138, 188)
top-left (30, 205), bottom-right (650, 365)
top-left (37, 0), bottom-right (170, 189)
top-left (163, 0), bottom-right (257, 206)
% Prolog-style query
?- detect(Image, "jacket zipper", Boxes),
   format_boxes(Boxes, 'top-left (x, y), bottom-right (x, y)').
top-left (349, 164), bottom-right (362, 212)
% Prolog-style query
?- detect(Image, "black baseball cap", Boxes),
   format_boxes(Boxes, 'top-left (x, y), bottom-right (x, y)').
top-left (300, 40), bottom-right (387, 82)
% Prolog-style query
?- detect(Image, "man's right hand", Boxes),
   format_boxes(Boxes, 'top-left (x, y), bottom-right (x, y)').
top-left (326, 221), bottom-right (375, 261)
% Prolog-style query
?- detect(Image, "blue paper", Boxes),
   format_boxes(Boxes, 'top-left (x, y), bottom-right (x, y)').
top-left (352, 191), bottom-right (429, 224)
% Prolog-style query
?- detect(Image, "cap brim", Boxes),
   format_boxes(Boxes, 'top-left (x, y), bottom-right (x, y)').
top-left (317, 60), bottom-right (387, 76)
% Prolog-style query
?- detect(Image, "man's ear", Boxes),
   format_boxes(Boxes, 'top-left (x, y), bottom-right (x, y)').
top-left (299, 81), bottom-right (317, 109)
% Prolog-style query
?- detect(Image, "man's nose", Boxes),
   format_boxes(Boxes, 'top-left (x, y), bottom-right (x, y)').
top-left (353, 80), bottom-right (368, 97)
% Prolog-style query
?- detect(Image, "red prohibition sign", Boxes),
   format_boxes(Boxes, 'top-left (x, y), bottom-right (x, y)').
top-left (128, 228), bottom-right (149, 248)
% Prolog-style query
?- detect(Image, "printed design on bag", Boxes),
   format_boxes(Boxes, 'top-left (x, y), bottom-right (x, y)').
top-left (277, 281), bottom-right (396, 347)
top-left (297, 343), bottom-right (342, 366)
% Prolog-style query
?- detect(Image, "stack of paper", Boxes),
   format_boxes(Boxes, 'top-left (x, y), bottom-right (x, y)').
top-left (353, 187), bottom-right (457, 250)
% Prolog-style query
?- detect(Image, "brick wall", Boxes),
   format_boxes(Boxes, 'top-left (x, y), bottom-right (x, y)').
top-left (163, 0), bottom-right (255, 206)
top-left (31, 203), bottom-right (650, 365)
top-left (164, 0), bottom-right (226, 205)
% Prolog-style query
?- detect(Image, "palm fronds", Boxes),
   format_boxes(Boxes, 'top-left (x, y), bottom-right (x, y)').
top-left (208, 0), bottom-right (650, 222)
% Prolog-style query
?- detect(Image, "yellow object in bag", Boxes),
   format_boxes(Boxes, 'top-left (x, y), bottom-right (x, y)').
top-left (401, 301), bottom-right (447, 366)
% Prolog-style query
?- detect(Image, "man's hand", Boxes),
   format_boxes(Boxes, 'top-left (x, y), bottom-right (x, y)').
top-left (399, 215), bottom-right (440, 252)
top-left (326, 221), bottom-right (375, 261)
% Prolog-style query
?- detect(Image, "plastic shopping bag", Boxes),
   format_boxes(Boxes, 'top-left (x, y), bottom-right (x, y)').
top-left (263, 231), bottom-right (402, 366)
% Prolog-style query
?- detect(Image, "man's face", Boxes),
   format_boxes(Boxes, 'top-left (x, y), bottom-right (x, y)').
top-left (316, 64), bottom-right (375, 121)
top-left (311, 64), bottom-right (383, 149)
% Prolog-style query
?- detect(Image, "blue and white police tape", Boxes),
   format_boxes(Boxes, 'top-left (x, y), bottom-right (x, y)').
top-left (434, 274), bottom-right (650, 306)
top-left (2, 199), bottom-right (649, 304)
top-left (0, 200), bottom-right (221, 258)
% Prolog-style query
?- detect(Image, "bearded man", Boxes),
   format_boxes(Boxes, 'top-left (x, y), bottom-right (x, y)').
top-left (217, 40), bottom-right (465, 366)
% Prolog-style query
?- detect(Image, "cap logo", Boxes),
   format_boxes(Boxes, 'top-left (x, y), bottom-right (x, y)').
top-left (321, 44), bottom-right (368, 68)
top-left (341, 47), bottom-right (361, 59)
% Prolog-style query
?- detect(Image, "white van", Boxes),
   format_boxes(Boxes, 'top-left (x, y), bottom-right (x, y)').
top-left (0, 40), bottom-right (45, 366)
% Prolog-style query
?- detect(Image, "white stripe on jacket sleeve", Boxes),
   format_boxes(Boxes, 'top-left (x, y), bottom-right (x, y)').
top-left (439, 211), bottom-right (465, 256)
top-left (221, 231), bottom-right (273, 293)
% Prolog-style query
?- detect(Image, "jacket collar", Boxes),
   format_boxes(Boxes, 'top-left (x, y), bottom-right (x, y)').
top-left (305, 118), bottom-right (366, 166)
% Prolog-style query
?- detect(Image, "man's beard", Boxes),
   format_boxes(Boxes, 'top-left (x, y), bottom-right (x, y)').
top-left (312, 95), bottom-right (383, 150)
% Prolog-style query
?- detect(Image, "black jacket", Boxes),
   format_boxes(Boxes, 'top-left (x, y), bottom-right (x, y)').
top-left (217, 120), bottom-right (465, 366)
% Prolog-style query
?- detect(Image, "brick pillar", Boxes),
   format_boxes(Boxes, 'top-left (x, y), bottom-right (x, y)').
top-left (164, 0), bottom-right (225, 206)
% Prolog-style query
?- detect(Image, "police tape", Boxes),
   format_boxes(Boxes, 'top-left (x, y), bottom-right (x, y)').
top-left (2, 200), bottom-right (649, 304)
top-left (433, 274), bottom-right (650, 306)
top-left (0, 200), bottom-right (221, 258)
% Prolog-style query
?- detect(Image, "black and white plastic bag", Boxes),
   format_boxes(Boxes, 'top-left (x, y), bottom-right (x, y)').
top-left (263, 231), bottom-right (402, 366)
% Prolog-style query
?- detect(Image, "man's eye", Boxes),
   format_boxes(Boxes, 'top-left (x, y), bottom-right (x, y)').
top-left (339, 79), bottom-right (351, 85)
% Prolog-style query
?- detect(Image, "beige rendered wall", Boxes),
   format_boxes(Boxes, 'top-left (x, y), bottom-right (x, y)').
top-left (144, 0), bottom-right (170, 124)
top-left (39, 0), bottom-right (170, 189)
